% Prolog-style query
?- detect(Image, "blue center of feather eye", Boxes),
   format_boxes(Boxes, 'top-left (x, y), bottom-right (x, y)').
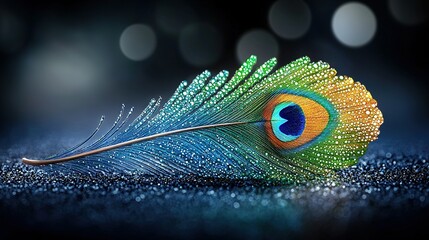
top-left (271, 102), bottom-right (305, 142)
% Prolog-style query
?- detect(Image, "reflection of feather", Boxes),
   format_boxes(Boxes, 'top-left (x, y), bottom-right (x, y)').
top-left (23, 56), bottom-right (383, 182)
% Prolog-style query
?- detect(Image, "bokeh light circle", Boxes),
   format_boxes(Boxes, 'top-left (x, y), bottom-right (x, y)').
top-left (332, 2), bottom-right (377, 47)
top-left (388, 0), bottom-right (427, 25)
top-left (0, 9), bottom-right (26, 53)
top-left (155, 1), bottom-right (197, 35)
top-left (236, 29), bottom-right (279, 63)
top-left (120, 24), bottom-right (156, 61)
top-left (17, 41), bottom-right (108, 117)
top-left (179, 23), bottom-right (223, 67)
top-left (268, 0), bottom-right (311, 39)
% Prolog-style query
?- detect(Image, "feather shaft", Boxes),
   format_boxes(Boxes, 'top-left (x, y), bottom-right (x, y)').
top-left (22, 121), bottom-right (252, 166)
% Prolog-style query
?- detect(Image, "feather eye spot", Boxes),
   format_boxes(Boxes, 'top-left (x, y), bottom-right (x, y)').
top-left (271, 102), bottom-right (306, 142)
top-left (263, 93), bottom-right (332, 150)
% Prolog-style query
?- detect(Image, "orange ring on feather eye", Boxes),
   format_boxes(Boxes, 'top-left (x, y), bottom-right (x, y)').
top-left (263, 94), bottom-right (330, 150)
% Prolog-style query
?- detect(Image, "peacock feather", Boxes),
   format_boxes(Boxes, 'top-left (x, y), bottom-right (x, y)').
top-left (23, 56), bottom-right (383, 183)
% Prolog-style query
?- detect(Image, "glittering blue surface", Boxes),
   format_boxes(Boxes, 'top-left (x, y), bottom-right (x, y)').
top-left (1, 130), bottom-right (428, 239)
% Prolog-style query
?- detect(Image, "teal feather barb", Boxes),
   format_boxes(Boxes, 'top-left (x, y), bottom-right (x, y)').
top-left (23, 56), bottom-right (383, 183)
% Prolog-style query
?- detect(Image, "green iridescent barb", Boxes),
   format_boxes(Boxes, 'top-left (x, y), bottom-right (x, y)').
top-left (22, 56), bottom-right (383, 183)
